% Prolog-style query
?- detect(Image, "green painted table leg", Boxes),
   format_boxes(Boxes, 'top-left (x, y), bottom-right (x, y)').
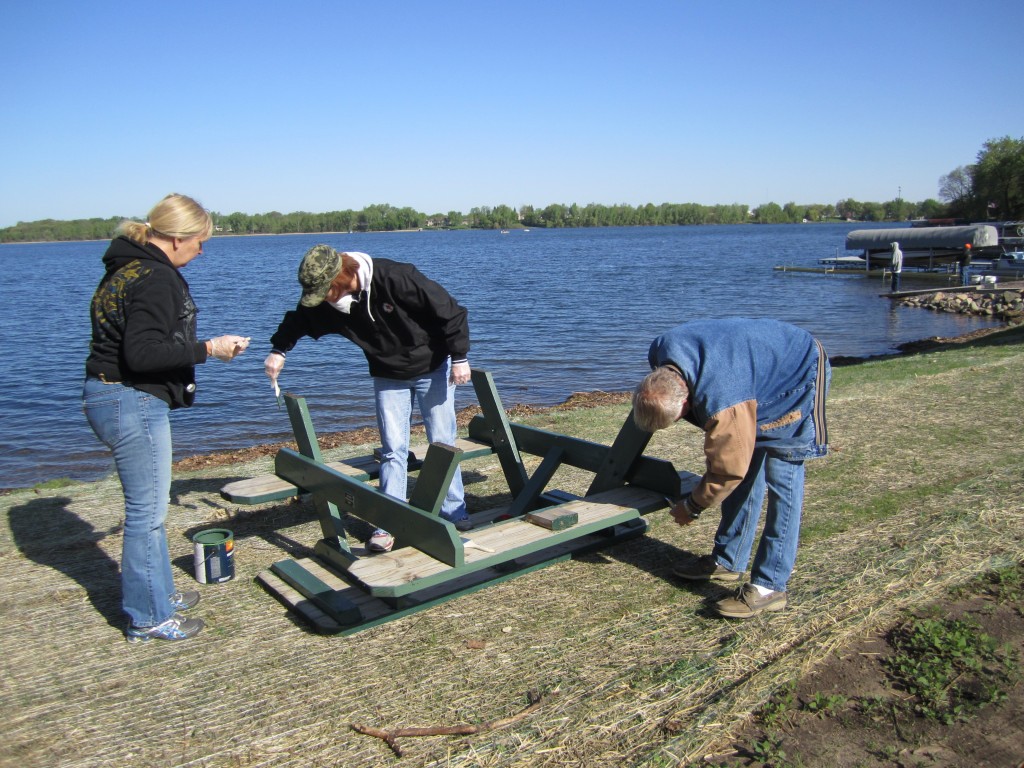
top-left (275, 448), bottom-right (465, 567)
top-left (587, 409), bottom-right (653, 495)
top-left (505, 446), bottom-right (564, 518)
top-left (407, 443), bottom-right (462, 516)
top-left (470, 369), bottom-right (528, 496)
top-left (284, 394), bottom-right (349, 550)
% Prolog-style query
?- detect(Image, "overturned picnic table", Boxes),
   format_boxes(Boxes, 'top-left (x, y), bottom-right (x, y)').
top-left (221, 370), bottom-right (699, 634)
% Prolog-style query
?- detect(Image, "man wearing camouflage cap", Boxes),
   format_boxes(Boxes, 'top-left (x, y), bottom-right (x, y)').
top-left (265, 244), bottom-right (473, 552)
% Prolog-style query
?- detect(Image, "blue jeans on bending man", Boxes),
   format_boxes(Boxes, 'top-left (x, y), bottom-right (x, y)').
top-left (714, 449), bottom-right (805, 594)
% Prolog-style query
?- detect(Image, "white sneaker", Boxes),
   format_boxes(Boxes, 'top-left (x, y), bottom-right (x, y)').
top-left (368, 529), bottom-right (395, 552)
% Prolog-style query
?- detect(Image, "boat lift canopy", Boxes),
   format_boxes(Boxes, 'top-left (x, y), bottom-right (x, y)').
top-left (846, 225), bottom-right (998, 254)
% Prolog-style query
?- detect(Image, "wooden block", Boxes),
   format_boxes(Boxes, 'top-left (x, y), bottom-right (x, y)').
top-left (526, 508), bottom-right (579, 531)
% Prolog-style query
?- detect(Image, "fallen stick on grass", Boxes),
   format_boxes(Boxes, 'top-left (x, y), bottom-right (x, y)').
top-left (351, 690), bottom-right (555, 757)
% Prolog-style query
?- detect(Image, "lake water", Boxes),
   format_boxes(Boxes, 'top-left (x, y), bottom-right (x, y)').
top-left (0, 223), bottom-right (998, 488)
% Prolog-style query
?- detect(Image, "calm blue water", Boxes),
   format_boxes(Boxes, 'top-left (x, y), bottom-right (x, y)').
top-left (0, 224), bottom-right (998, 488)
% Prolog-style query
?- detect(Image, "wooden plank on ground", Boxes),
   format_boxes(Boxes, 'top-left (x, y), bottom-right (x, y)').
top-left (271, 559), bottom-right (363, 626)
top-left (259, 524), bottom-right (655, 635)
top-left (289, 558), bottom-right (396, 621)
top-left (258, 558), bottom-right (397, 633)
top-left (256, 569), bottom-right (342, 634)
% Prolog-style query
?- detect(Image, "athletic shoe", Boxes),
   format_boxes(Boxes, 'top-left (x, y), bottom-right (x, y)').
top-left (449, 517), bottom-right (474, 532)
top-left (368, 529), bottom-right (395, 552)
top-left (171, 590), bottom-right (201, 611)
top-left (671, 554), bottom-right (743, 583)
top-left (714, 583), bottom-right (788, 619)
top-left (127, 613), bottom-right (205, 643)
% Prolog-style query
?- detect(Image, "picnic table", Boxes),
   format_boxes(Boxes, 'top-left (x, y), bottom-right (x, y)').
top-left (221, 370), bottom-right (698, 634)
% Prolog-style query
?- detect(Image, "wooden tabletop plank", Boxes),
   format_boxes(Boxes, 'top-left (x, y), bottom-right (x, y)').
top-left (347, 486), bottom-right (664, 593)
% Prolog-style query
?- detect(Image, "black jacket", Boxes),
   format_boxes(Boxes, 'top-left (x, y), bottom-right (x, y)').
top-left (85, 236), bottom-right (209, 408)
top-left (270, 258), bottom-right (469, 379)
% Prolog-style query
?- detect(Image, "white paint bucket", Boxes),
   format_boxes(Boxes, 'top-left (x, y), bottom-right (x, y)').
top-left (192, 528), bottom-right (235, 584)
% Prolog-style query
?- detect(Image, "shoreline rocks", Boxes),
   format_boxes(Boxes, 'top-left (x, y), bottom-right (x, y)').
top-left (899, 287), bottom-right (1024, 324)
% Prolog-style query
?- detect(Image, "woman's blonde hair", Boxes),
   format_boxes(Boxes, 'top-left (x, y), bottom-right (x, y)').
top-left (632, 367), bottom-right (689, 432)
top-left (119, 193), bottom-right (213, 245)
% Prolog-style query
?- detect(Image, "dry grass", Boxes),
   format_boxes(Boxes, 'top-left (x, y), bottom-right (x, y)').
top-left (2, 326), bottom-right (1023, 768)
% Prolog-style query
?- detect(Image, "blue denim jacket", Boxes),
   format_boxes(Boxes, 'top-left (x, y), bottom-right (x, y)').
top-left (649, 318), bottom-right (830, 462)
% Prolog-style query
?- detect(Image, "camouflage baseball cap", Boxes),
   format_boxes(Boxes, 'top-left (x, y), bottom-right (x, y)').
top-left (298, 244), bottom-right (342, 307)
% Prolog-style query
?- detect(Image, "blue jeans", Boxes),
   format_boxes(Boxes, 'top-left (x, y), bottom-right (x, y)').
top-left (83, 377), bottom-right (176, 627)
top-left (712, 448), bottom-right (805, 593)
top-left (372, 360), bottom-right (467, 521)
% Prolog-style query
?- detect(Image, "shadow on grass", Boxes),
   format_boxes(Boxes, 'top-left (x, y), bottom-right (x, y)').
top-left (171, 478), bottom-right (323, 576)
top-left (578, 531), bottom-right (737, 614)
top-left (7, 495), bottom-right (123, 629)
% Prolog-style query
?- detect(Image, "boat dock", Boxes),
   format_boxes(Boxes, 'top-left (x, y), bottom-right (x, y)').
top-left (773, 262), bottom-right (963, 283)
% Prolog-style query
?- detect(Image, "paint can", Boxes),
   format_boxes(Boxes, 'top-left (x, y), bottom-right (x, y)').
top-left (970, 274), bottom-right (983, 285)
top-left (192, 528), bottom-right (234, 584)
top-left (983, 275), bottom-right (998, 287)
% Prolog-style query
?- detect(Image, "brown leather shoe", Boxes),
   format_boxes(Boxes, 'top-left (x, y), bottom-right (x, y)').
top-left (672, 554), bottom-right (743, 583)
top-left (714, 583), bottom-right (787, 618)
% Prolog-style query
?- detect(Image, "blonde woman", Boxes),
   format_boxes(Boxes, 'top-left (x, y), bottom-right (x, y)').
top-left (83, 193), bottom-right (249, 642)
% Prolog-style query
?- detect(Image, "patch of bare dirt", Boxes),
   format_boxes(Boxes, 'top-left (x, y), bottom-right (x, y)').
top-left (703, 567), bottom-right (1024, 768)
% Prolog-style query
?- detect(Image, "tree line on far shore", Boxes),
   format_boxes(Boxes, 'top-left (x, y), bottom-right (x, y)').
top-left (0, 198), bottom-right (942, 244)
top-left (3, 136), bottom-right (1019, 244)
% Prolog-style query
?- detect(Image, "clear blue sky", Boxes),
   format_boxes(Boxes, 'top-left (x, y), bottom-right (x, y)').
top-left (2, 0), bottom-right (1022, 227)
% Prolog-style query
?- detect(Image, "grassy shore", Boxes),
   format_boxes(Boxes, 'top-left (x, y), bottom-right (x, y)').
top-left (2, 325), bottom-right (1023, 768)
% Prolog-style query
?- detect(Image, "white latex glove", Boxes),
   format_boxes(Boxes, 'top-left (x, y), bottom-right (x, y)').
top-left (450, 360), bottom-right (471, 386)
top-left (209, 335), bottom-right (250, 362)
top-left (264, 351), bottom-right (286, 382)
